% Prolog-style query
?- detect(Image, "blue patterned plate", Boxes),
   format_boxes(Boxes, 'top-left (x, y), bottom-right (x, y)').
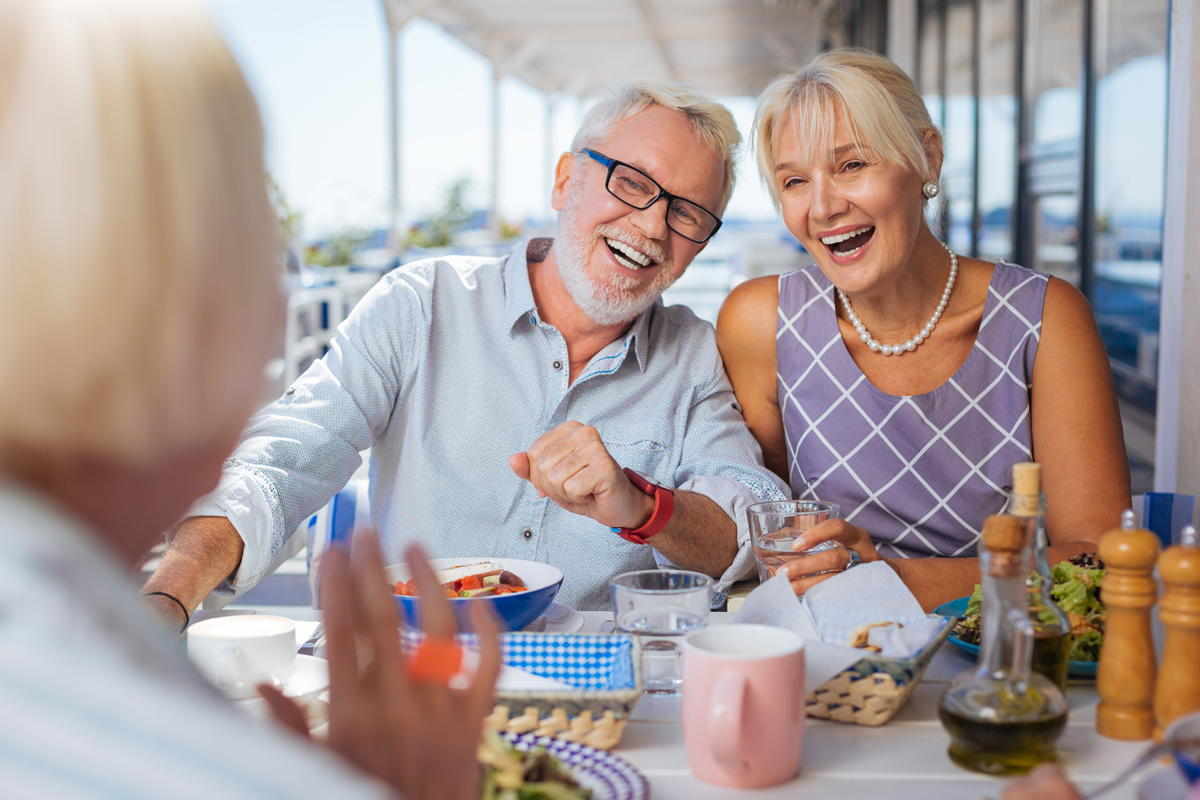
top-left (934, 596), bottom-right (1097, 678)
top-left (500, 731), bottom-right (649, 800)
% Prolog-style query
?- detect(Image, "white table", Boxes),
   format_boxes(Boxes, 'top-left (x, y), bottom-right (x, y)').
top-left (225, 606), bottom-right (1162, 800)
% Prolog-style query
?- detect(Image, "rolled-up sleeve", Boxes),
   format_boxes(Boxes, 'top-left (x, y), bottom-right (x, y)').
top-left (658, 367), bottom-right (791, 606)
top-left (185, 271), bottom-right (427, 596)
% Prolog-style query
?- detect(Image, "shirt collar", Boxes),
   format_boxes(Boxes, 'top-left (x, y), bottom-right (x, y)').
top-left (626, 299), bottom-right (655, 372)
top-left (504, 238), bottom-right (543, 330)
top-left (506, 236), bottom-right (655, 372)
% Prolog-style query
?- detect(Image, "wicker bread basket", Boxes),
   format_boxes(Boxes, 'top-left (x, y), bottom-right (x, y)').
top-left (805, 615), bottom-right (956, 726)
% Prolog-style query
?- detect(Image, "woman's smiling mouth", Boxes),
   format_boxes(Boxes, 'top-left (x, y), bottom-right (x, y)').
top-left (821, 226), bottom-right (875, 257)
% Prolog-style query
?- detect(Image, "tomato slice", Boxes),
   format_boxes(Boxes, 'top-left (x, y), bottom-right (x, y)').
top-left (460, 575), bottom-right (483, 591)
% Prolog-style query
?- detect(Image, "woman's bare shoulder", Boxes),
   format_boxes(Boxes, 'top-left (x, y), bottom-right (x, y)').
top-left (1038, 276), bottom-right (1105, 350)
top-left (716, 274), bottom-right (780, 342)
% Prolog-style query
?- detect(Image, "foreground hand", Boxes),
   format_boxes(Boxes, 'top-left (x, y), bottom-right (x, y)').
top-left (319, 532), bottom-right (500, 800)
top-left (781, 518), bottom-right (883, 596)
top-left (509, 421), bottom-right (653, 530)
top-left (1000, 764), bottom-right (1083, 800)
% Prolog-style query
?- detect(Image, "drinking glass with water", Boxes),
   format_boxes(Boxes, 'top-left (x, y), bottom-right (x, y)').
top-left (747, 500), bottom-right (842, 583)
top-left (608, 570), bottom-right (712, 694)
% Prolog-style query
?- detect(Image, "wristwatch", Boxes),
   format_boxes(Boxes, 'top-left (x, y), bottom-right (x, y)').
top-left (610, 467), bottom-right (675, 545)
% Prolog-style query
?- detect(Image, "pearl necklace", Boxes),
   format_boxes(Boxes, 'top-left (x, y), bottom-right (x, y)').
top-left (837, 244), bottom-right (958, 356)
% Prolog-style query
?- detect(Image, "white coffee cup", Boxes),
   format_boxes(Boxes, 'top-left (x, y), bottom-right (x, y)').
top-left (187, 615), bottom-right (297, 699)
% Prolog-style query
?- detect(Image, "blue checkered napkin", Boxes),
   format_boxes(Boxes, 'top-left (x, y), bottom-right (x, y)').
top-left (501, 634), bottom-right (635, 691)
top-left (398, 631), bottom-right (636, 692)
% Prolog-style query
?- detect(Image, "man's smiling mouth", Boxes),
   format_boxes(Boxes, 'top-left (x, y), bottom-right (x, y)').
top-left (821, 226), bottom-right (875, 256)
top-left (605, 237), bottom-right (655, 270)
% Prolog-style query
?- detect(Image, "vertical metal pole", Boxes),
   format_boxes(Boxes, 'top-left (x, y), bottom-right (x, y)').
top-left (544, 92), bottom-right (556, 227)
top-left (1079, 0), bottom-right (1097, 301)
top-left (1157, 0), bottom-right (1195, 492)
top-left (387, 26), bottom-right (404, 258)
top-left (489, 70), bottom-right (502, 238)
top-left (1015, 0), bottom-right (1033, 270)
top-left (970, 0), bottom-right (982, 258)
top-left (937, 0), bottom-right (949, 240)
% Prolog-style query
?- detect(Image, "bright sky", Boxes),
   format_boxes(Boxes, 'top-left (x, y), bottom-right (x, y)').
top-left (206, 0), bottom-right (1165, 241)
top-left (206, 0), bottom-right (777, 240)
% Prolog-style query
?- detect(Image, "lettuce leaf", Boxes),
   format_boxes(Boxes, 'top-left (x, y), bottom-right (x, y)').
top-left (1070, 629), bottom-right (1103, 662)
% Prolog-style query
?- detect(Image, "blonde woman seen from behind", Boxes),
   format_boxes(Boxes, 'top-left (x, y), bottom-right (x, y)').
top-left (716, 49), bottom-right (1129, 610)
top-left (0, 0), bottom-right (497, 797)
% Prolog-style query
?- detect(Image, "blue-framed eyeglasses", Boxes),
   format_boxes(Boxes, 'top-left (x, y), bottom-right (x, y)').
top-left (580, 149), bottom-right (723, 244)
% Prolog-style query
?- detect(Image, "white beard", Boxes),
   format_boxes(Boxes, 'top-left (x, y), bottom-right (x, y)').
top-left (555, 181), bottom-right (676, 327)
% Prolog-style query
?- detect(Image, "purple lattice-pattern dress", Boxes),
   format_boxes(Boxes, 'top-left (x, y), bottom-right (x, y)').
top-left (776, 261), bottom-right (1049, 560)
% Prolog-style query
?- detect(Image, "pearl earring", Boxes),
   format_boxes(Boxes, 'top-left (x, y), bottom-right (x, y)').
top-left (922, 180), bottom-right (940, 199)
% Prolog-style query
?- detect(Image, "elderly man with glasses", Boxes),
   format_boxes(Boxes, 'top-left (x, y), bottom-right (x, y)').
top-left (142, 81), bottom-right (790, 617)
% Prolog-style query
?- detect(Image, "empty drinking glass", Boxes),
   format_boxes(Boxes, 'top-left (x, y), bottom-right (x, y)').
top-left (609, 570), bottom-right (712, 694)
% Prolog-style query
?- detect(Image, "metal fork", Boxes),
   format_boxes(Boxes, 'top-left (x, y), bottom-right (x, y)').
top-left (298, 622), bottom-right (325, 656)
top-left (1084, 737), bottom-right (1200, 799)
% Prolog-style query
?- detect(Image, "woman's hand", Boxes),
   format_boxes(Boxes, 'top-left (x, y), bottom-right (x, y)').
top-left (319, 532), bottom-right (501, 800)
top-left (779, 518), bottom-right (885, 596)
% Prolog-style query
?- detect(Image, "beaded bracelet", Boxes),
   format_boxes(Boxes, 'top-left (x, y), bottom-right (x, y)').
top-left (142, 591), bottom-right (190, 634)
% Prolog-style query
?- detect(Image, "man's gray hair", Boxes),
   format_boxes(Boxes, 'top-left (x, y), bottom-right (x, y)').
top-left (571, 81), bottom-right (741, 214)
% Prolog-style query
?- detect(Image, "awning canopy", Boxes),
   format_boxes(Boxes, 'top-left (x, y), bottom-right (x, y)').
top-left (381, 0), bottom-right (841, 98)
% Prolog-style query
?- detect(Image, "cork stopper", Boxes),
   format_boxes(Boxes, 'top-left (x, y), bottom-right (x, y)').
top-left (983, 514), bottom-right (1027, 576)
top-left (1009, 462), bottom-right (1042, 517)
top-left (1012, 462), bottom-right (1041, 497)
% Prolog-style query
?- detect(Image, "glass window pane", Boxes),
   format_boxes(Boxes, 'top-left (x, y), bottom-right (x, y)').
top-left (1028, 0), bottom-right (1083, 147)
top-left (1033, 193), bottom-right (1079, 283)
top-left (944, 0), bottom-right (975, 256)
top-left (977, 0), bottom-right (1017, 262)
top-left (919, 0), bottom-right (943, 234)
top-left (1092, 0), bottom-right (1168, 409)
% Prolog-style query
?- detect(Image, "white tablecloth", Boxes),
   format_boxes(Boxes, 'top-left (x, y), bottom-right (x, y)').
top-left (222, 606), bottom-right (1161, 800)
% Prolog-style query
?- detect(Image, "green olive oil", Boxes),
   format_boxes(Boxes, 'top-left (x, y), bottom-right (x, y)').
top-left (940, 704), bottom-right (1068, 775)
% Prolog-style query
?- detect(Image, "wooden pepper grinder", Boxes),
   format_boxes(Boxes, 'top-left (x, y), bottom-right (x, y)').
top-left (1096, 510), bottom-right (1161, 740)
top-left (1154, 524), bottom-right (1200, 739)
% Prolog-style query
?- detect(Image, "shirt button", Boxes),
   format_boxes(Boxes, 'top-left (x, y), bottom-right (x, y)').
top-left (552, 360), bottom-right (562, 370)
top-left (522, 528), bottom-right (533, 541)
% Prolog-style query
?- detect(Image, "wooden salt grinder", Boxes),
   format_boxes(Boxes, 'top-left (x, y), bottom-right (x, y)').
top-left (1154, 524), bottom-right (1200, 739)
top-left (1096, 510), bottom-right (1161, 740)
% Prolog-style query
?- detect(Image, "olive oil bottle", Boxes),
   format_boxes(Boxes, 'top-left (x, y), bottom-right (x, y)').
top-left (1006, 462), bottom-right (1072, 690)
top-left (939, 515), bottom-right (1068, 775)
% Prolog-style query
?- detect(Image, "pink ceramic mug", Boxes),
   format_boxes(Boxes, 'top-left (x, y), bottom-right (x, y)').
top-left (680, 624), bottom-right (806, 788)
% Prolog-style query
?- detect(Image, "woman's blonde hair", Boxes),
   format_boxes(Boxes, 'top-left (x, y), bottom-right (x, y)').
top-left (753, 48), bottom-right (941, 209)
top-left (571, 80), bottom-right (741, 214)
top-left (0, 0), bottom-right (282, 467)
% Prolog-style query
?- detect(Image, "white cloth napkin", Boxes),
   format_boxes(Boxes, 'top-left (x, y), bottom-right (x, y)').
top-left (494, 665), bottom-right (576, 692)
top-left (731, 563), bottom-right (947, 692)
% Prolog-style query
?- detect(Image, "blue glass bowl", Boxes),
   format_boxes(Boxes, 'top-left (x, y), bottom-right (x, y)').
top-left (932, 596), bottom-right (1098, 679)
top-left (385, 557), bottom-right (563, 633)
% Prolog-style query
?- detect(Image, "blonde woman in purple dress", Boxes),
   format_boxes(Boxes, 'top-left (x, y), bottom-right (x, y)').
top-left (716, 49), bottom-right (1129, 610)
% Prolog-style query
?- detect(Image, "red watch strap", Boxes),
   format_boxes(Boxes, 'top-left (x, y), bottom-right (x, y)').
top-left (614, 467), bottom-right (674, 545)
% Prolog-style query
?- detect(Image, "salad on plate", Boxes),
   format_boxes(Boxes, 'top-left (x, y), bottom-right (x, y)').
top-left (952, 552), bottom-right (1106, 662)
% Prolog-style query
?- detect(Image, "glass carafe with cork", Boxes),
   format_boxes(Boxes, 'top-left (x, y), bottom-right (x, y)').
top-left (1005, 462), bottom-right (1072, 690)
top-left (939, 514), bottom-right (1069, 774)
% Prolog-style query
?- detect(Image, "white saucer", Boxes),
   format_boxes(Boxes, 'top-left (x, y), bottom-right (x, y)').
top-left (228, 654), bottom-right (328, 705)
top-left (1137, 766), bottom-right (1190, 800)
top-left (543, 603), bottom-right (584, 634)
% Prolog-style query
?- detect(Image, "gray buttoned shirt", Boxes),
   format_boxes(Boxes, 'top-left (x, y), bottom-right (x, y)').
top-left (191, 239), bottom-right (788, 609)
